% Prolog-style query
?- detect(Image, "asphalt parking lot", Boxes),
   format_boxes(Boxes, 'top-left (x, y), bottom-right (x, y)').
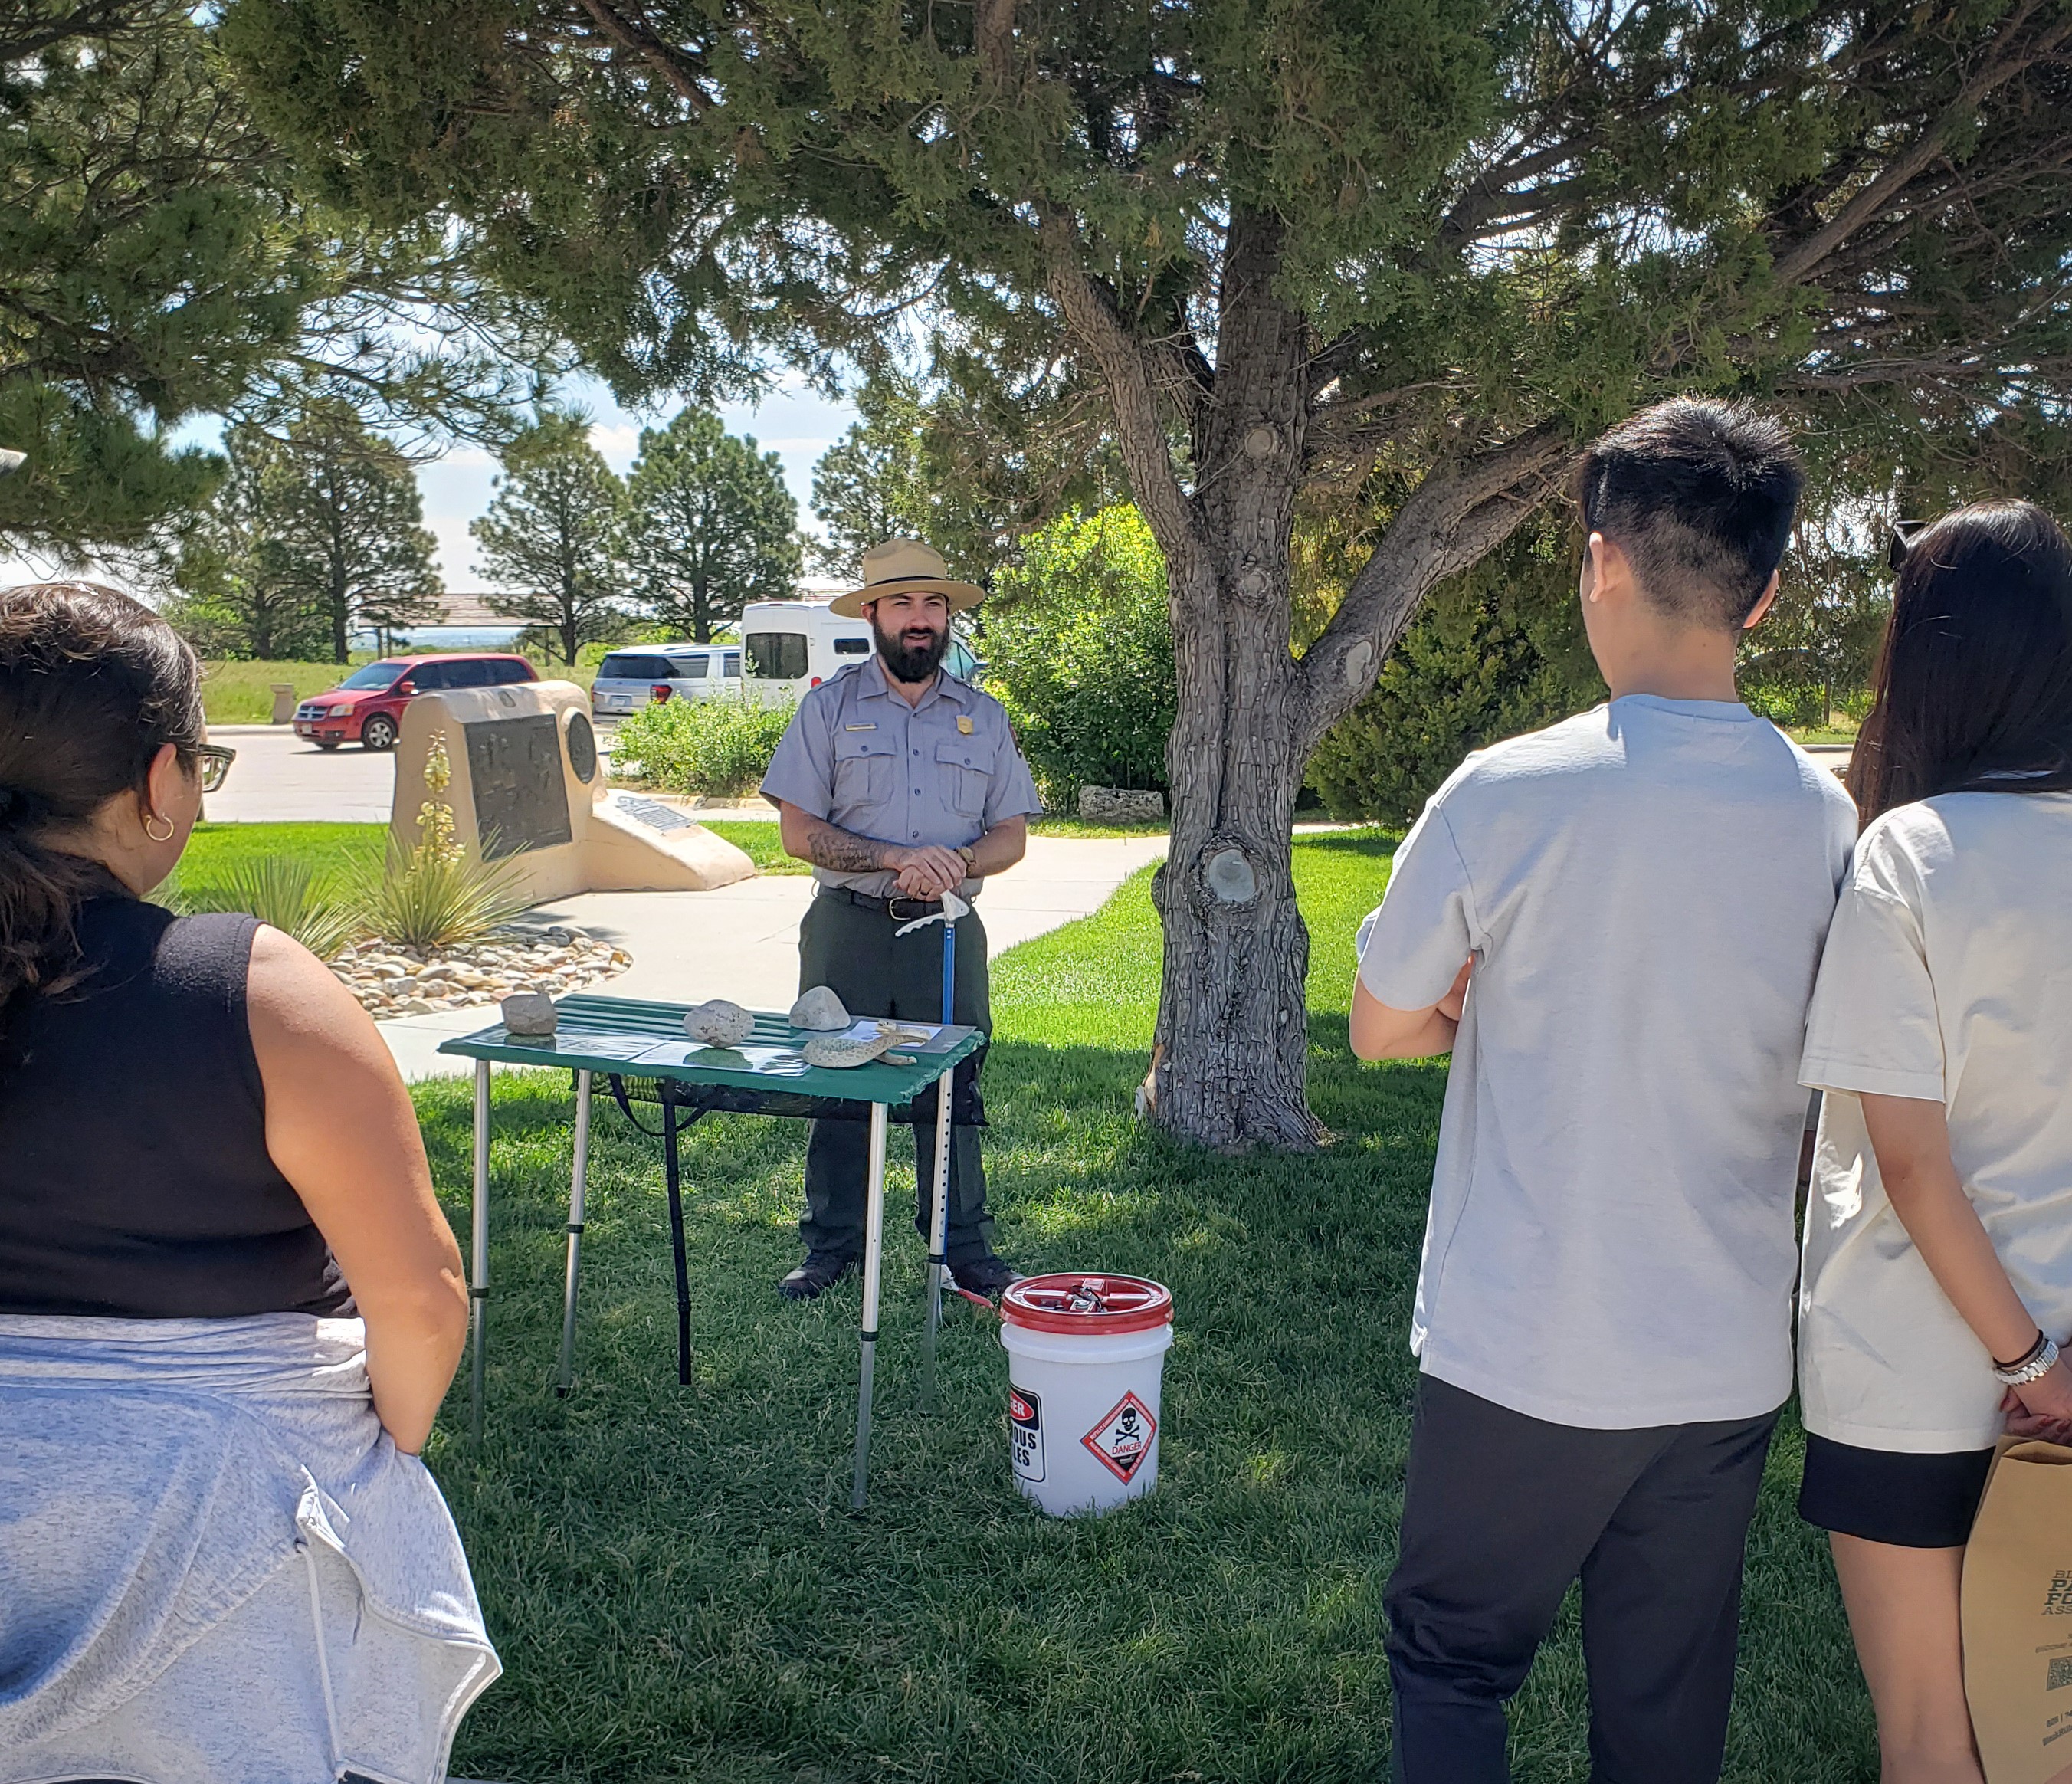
top-left (203, 725), bottom-right (397, 825)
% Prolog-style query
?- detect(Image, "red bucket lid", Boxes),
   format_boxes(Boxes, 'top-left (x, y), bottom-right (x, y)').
top-left (1002, 1273), bottom-right (1173, 1335)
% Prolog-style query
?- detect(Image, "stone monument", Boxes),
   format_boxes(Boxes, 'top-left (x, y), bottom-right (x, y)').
top-left (389, 680), bottom-right (756, 903)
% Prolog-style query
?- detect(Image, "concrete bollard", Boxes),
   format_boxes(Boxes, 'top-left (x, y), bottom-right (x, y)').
top-left (270, 683), bottom-right (297, 724)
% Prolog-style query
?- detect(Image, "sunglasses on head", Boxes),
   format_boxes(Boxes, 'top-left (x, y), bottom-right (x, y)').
top-left (196, 743), bottom-right (236, 794)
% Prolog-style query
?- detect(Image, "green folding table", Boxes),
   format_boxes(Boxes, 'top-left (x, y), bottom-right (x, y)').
top-left (438, 992), bottom-right (986, 1507)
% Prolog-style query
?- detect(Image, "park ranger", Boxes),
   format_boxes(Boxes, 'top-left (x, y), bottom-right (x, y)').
top-left (759, 538), bottom-right (1044, 1301)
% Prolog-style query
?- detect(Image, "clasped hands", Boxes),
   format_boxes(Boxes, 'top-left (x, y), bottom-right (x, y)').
top-left (2002, 1353), bottom-right (2072, 1444)
top-left (886, 843), bottom-right (967, 900)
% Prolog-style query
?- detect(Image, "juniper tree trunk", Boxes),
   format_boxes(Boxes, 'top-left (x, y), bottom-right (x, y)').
top-left (1143, 216), bottom-right (1322, 1149)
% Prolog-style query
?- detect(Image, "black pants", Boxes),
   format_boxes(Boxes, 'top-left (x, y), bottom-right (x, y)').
top-left (1385, 1374), bottom-right (1778, 1784)
top-left (797, 893), bottom-right (997, 1263)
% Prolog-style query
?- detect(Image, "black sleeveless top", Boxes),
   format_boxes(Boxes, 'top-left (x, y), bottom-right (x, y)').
top-left (0, 884), bottom-right (351, 1317)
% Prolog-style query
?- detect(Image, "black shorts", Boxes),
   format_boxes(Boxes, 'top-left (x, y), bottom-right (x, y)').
top-left (1798, 1433), bottom-right (1995, 1548)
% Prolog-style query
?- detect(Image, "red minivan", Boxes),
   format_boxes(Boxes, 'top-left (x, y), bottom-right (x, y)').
top-left (293, 654), bottom-right (539, 750)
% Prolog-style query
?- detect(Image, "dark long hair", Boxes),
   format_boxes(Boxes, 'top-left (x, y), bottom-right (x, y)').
top-left (0, 582), bottom-right (205, 1017)
top-left (1847, 500), bottom-right (2072, 823)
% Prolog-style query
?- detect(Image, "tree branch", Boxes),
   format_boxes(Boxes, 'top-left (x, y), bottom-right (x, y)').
top-left (1770, 7), bottom-right (2070, 287)
top-left (975, 0), bottom-right (1017, 82)
top-left (1291, 423), bottom-right (1572, 754)
top-left (1037, 212), bottom-right (1208, 595)
top-left (569, 0), bottom-right (710, 114)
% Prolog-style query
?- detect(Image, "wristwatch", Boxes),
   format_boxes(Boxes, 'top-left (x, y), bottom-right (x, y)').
top-left (1994, 1330), bottom-right (2061, 1387)
top-left (956, 845), bottom-right (977, 869)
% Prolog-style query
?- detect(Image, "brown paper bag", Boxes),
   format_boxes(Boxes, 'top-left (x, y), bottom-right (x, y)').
top-left (1962, 1438), bottom-right (2072, 1784)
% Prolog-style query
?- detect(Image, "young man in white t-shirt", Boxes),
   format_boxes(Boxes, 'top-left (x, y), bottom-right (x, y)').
top-left (1352, 399), bottom-right (1859, 1784)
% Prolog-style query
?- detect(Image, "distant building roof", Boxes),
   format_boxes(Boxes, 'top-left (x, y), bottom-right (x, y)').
top-left (418, 591), bottom-right (530, 628)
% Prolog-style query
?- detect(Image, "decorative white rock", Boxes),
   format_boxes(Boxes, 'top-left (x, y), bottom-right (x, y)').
top-left (788, 985), bottom-right (851, 1031)
top-left (683, 998), bottom-right (754, 1047)
top-left (500, 992), bottom-right (558, 1035)
top-left (802, 1029), bottom-right (894, 1069)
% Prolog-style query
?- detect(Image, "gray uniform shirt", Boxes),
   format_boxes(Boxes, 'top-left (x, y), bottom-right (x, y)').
top-left (759, 654), bottom-right (1044, 898)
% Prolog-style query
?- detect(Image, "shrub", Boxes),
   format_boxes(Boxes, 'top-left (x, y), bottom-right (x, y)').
top-left (983, 506), bottom-right (1173, 805)
top-left (1739, 680), bottom-right (1828, 730)
top-left (361, 842), bottom-right (534, 953)
top-left (168, 855), bottom-right (362, 960)
top-left (1305, 519), bottom-right (1602, 827)
top-left (616, 696), bottom-right (796, 797)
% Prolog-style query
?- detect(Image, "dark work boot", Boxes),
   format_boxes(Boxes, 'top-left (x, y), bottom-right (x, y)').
top-left (778, 1251), bottom-right (857, 1300)
top-left (949, 1254), bottom-right (1022, 1303)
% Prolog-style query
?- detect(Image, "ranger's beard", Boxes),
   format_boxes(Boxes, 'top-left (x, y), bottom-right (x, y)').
top-left (874, 616), bottom-right (949, 683)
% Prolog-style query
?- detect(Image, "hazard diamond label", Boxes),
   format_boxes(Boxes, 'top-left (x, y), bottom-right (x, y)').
top-left (1009, 1384), bottom-right (1044, 1482)
top-left (1080, 1390), bottom-right (1157, 1484)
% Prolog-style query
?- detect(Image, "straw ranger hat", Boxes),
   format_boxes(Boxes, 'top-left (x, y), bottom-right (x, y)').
top-left (829, 537), bottom-right (985, 619)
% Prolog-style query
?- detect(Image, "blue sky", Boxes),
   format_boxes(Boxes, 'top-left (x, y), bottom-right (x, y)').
top-left (424, 371), bottom-right (861, 590)
top-left (0, 372), bottom-right (861, 592)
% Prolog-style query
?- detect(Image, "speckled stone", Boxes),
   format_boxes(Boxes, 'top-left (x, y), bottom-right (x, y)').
top-left (683, 998), bottom-right (754, 1047)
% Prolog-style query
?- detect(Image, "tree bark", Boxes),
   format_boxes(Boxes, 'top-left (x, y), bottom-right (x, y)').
top-left (1043, 211), bottom-right (1571, 1149)
top-left (1148, 212), bottom-right (1319, 1147)
top-left (1044, 209), bottom-right (1319, 1146)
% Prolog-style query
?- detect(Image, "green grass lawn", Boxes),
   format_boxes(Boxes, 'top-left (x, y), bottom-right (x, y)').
top-left (1784, 715), bottom-right (1862, 747)
top-left (198, 658), bottom-right (379, 725)
top-left (170, 821), bottom-right (386, 895)
top-left (698, 819), bottom-right (813, 874)
top-left (409, 828), bottom-right (1874, 1783)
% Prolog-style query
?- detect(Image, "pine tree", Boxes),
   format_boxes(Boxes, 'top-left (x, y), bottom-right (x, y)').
top-left (1, 2), bottom-right (535, 564)
top-left (172, 405), bottom-right (440, 661)
top-left (624, 408), bottom-right (799, 641)
top-left (808, 379), bottom-right (931, 576)
top-left (229, 0), bottom-right (2072, 1146)
top-left (471, 413), bottom-right (628, 665)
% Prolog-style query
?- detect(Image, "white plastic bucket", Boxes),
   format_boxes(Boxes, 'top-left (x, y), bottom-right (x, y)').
top-left (999, 1274), bottom-right (1175, 1517)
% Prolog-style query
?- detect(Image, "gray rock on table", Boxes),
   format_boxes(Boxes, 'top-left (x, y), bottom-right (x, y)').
top-left (500, 992), bottom-right (558, 1035)
top-left (788, 985), bottom-right (851, 1031)
top-left (682, 998), bottom-right (755, 1047)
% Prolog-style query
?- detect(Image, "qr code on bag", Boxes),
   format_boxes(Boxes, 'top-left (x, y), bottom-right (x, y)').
top-left (2048, 1658), bottom-right (2072, 1691)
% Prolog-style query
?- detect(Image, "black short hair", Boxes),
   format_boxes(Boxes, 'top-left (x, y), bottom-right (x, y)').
top-left (1569, 398), bottom-right (1805, 630)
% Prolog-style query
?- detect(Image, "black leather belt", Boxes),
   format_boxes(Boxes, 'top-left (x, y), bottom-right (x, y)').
top-left (827, 886), bottom-right (946, 923)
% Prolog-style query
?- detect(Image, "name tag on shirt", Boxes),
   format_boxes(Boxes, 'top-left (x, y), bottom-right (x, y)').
top-left (844, 723), bottom-right (875, 731)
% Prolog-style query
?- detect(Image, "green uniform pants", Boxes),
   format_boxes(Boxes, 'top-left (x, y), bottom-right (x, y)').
top-left (798, 892), bottom-right (997, 1264)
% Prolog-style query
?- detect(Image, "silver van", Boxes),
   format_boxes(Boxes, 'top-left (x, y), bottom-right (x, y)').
top-left (592, 644), bottom-right (745, 715)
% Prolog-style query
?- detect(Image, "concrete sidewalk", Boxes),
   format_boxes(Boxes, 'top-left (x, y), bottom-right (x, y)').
top-left (378, 832), bottom-right (1167, 1079)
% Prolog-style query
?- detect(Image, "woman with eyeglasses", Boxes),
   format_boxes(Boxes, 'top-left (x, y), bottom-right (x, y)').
top-left (0, 584), bottom-right (497, 1781)
top-left (1795, 503), bottom-right (2072, 1782)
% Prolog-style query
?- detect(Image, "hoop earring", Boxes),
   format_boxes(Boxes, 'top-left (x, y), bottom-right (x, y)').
top-left (143, 813), bottom-right (175, 843)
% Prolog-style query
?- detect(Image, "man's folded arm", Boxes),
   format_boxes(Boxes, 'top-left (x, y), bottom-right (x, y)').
top-left (1349, 959), bottom-right (1472, 1060)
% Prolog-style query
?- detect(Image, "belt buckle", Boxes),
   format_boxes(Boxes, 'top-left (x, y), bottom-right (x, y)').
top-left (887, 896), bottom-right (936, 923)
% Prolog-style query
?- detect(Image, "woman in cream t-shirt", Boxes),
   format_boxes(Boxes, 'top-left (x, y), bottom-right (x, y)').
top-left (1797, 499), bottom-right (2072, 1784)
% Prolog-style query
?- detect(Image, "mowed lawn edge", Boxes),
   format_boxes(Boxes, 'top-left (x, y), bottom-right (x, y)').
top-left (411, 830), bottom-right (1876, 1783)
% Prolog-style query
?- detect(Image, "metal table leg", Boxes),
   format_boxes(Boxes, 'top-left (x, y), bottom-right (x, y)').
top-left (919, 1063), bottom-right (955, 1413)
top-left (556, 1071), bottom-right (593, 1397)
top-left (851, 1100), bottom-right (890, 1510)
top-left (660, 1079), bottom-right (693, 1386)
top-left (468, 1059), bottom-right (490, 1444)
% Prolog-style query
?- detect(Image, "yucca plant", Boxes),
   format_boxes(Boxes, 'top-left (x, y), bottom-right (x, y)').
top-left (169, 857), bottom-right (363, 960)
top-left (360, 841), bottom-right (533, 953)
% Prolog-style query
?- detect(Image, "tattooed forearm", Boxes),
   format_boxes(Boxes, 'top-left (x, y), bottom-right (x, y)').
top-left (803, 822), bottom-right (890, 873)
